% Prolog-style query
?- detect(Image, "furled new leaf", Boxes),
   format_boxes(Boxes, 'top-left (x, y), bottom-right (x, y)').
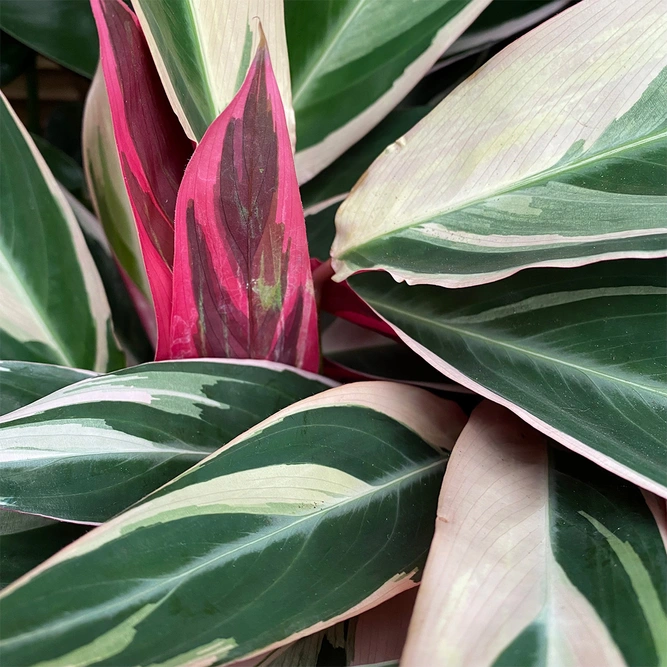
top-left (82, 68), bottom-right (152, 316)
top-left (333, 0), bottom-right (667, 286)
top-left (350, 259), bottom-right (667, 497)
top-left (0, 359), bottom-right (333, 523)
top-left (0, 93), bottom-right (121, 371)
top-left (0, 361), bottom-right (96, 417)
top-left (170, 41), bottom-right (319, 371)
top-left (402, 402), bottom-right (667, 666)
top-left (132, 0), bottom-right (294, 147)
top-left (0, 382), bottom-right (467, 666)
top-left (91, 0), bottom-right (192, 359)
top-left (287, 0), bottom-right (493, 182)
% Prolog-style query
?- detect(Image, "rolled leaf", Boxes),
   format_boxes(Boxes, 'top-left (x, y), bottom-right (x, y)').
top-left (91, 0), bottom-right (192, 360)
top-left (350, 261), bottom-right (667, 498)
top-left (332, 0), bottom-right (667, 286)
top-left (0, 361), bottom-right (96, 417)
top-left (170, 40), bottom-right (319, 371)
top-left (132, 0), bottom-right (294, 146)
top-left (0, 92), bottom-right (121, 371)
top-left (0, 382), bottom-right (466, 667)
top-left (82, 68), bottom-right (152, 312)
top-left (402, 401), bottom-right (667, 666)
top-left (288, 0), bottom-right (492, 182)
top-left (0, 359), bottom-right (333, 523)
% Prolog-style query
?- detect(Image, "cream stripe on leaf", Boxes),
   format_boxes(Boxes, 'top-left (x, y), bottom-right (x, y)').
top-left (0, 382), bottom-right (466, 667)
top-left (132, 0), bottom-right (294, 147)
top-left (0, 359), bottom-right (333, 523)
top-left (350, 259), bottom-right (667, 498)
top-left (288, 0), bottom-right (492, 183)
top-left (402, 402), bottom-right (667, 667)
top-left (332, 0), bottom-right (667, 287)
top-left (0, 93), bottom-right (121, 372)
top-left (0, 361), bottom-right (97, 417)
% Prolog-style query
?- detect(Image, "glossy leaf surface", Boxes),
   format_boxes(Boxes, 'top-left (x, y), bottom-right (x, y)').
top-left (0, 0), bottom-right (98, 77)
top-left (403, 402), bottom-right (667, 666)
top-left (0, 93), bottom-right (120, 371)
top-left (91, 0), bottom-right (192, 359)
top-left (0, 361), bottom-right (96, 417)
top-left (0, 510), bottom-right (88, 590)
top-left (287, 0), bottom-right (492, 182)
top-left (171, 43), bottom-right (318, 371)
top-left (0, 359), bottom-right (333, 523)
top-left (133, 0), bottom-right (294, 145)
top-left (333, 0), bottom-right (667, 286)
top-left (351, 260), bottom-right (667, 498)
top-left (0, 383), bottom-right (466, 666)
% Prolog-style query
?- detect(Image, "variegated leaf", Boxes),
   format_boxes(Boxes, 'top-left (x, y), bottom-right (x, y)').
top-left (403, 401), bottom-right (667, 666)
top-left (0, 361), bottom-right (96, 417)
top-left (82, 67), bottom-right (153, 327)
top-left (170, 40), bottom-right (319, 371)
top-left (332, 0), bottom-right (667, 287)
top-left (350, 260), bottom-right (667, 498)
top-left (133, 0), bottom-right (294, 147)
top-left (287, 0), bottom-right (493, 182)
top-left (91, 0), bottom-right (192, 360)
top-left (0, 382), bottom-right (467, 666)
top-left (0, 359), bottom-right (333, 523)
top-left (0, 92), bottom-right (121, 371)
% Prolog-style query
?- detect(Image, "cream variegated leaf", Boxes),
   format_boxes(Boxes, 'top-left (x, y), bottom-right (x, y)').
top-left (332, 0), bottom-right (667, 286)
top-left (402, 402), bottom-right (667, 667)
top-left (132, 0), bottom-right (294, 148)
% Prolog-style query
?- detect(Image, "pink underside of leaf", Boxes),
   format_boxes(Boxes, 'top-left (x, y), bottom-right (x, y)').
top-left (313, 260), bottom-right (397, 340)
top-left (90, 0), bottom-right (191, 360)
top-left (170, 44), bottom-right (319, 371)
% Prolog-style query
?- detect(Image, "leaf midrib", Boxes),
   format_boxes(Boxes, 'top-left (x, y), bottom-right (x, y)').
top-left (0, 456), bottom-right (444, 648)
top-left (370, 300), bottom-right (667, 399)
top-left (354, 128), bottom-right (667, 248)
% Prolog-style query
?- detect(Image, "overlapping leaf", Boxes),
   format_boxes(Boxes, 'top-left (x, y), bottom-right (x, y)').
top-left (332, 0), bottom-right (667, 286)
top-left (91, 0), bottom-right (192, 359)
top-left (0, 382), bottom-right (466, 666)
top-left (132, 0), bottom-right (294, 146)
top-left (0, 93), bottom-right (121, 371)
top-left (350, 259), bottom-right (667, 497)
top-left (403, 402), bottom-right (667, 666)
top-left (82, 67), bottom-right (153, 337)
top-left (170, 41), bottom-right (319, 371)
top-left (0, 359), bottom-right (333, 523)
top-left (287, 0), bottom-right (492, 182)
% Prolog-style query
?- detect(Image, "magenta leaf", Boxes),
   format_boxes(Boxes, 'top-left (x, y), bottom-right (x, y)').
top-left (90, 0), bottom-right (191, 360)
top-left (170, 40), bottom-right (319, 372)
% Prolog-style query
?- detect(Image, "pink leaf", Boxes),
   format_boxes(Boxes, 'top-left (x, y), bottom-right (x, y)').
top-left (90, 0), bottom-right (191, 360)
top-left (170, 38), bottom-right (319, 371)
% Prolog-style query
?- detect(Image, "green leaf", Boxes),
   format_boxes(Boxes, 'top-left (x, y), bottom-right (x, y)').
top-left (332, 0), bottom-right (667, 286)
top-left (287, 0), bottom-right (492, 182)
top-left (0, 382), bottom-right (466, 667)
top-left (0, 359), bottom-right (334, 523)
top-left (402, 401), bottom-right (667, 667)
top-left (350, 259), bottom-right (667, 498)
top-left (0, 93), bottom-right (122, 371)
top-left (31, 133), bottom-right (88, 203)
top-left (132, 0), bottom-right (294, 146)
top-left (0, 510), bottom-right (89, 590)
top-left (0, 0), bottom-right (98, 77)
top-left (0, 361), bottom-right (96, 417)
